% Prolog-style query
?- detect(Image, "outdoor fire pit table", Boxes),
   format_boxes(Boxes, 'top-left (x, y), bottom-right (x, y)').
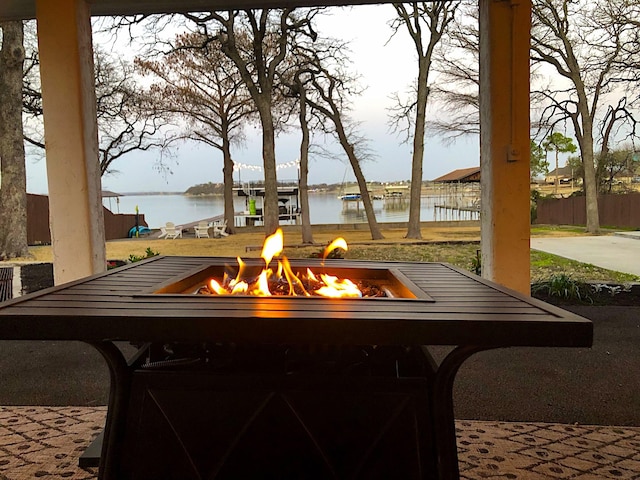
top-left (0, 256), bottom-right (593, 480)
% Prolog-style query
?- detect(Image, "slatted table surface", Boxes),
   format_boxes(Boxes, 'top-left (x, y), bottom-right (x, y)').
top-left (0, 256), bottom-right (592, 348)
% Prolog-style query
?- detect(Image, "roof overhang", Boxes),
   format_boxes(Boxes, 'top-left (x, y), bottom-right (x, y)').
top-left (1, 0), bottom-right (384, 21)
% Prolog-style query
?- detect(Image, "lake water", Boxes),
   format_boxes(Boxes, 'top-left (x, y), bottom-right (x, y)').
top-left (106, 192), bottom-right (478, 229)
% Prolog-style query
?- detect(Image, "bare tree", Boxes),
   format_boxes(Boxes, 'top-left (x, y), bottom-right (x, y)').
top-left (423, 0), bottom-right (639, 234)
top-left (181, 9), bottom-right (319, 235)
top-left (136, 31), bottom-right (255, 234)
top-left (0, 21), bottom-right (29, 259)
top-left (388, 1), bottom-right (459, 239)
top-left (279, 42), bottom-right (338, 246)
top-left (531, 0), bottom-right (640, 233)
top-left (300, 48), bottom-right (384, 240)
top-left (287, 73), bottom-right (314, 244)
top-left (427, 2), bottom-right (479, 141)
top-left (597, 146), bottom-right (638, 193)
top-left (21, 33), bottom-right (176, 179)
top-left (94, 49), bottom-right (176, 177)
top-left (21, 22), bottom-right (43, 153)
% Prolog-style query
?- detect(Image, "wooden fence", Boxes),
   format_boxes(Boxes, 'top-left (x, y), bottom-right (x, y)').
top-left (535, 193), bottom-right (640, 228)
top-left (27, 194), bottom-right (148, 245)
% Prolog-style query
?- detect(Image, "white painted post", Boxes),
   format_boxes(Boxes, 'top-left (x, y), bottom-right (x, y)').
top-left (36, 0), bottom-right (106, 284)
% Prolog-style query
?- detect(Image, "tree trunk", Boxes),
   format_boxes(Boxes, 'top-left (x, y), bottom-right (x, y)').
top-left (298, 87), bottom-right (313, 244)
top-left (317, 106), bottom-right (383, 240)
top-left (221, 132), bottom-right (235, 235)
top-left (554, 150), bottom-right (559, 195)
top-left (580, 127), bottom-right (600, 233)
top-left (347, 147), bottom-right (383, 240)
top-left (0, 21), bottom-right (29, 260)
top-left (406, 58), bottom-right (428, 239)
top-left (333, 121), bottom-right (383, 240)
top-left (259, 103), bottom-right (280, 236)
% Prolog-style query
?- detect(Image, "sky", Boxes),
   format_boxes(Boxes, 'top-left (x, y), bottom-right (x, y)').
top-left (25, 5), bottom-right (480, 195)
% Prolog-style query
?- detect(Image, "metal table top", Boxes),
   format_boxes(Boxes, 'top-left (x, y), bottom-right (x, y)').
top-left (0, 256), bottom-right (593, 348)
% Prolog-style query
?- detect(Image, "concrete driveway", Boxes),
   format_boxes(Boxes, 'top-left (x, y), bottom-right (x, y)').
top-left (531, 232), bottom-right (640, 277)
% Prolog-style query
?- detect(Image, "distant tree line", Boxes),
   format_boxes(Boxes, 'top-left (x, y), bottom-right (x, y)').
top-left (184, 181), bottom-right (349, 196)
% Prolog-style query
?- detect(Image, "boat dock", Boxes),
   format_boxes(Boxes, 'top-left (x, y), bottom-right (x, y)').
top-left (433, 203), bottom-right (480, 221)
top-left (233, 183), bottom-right (302, 227)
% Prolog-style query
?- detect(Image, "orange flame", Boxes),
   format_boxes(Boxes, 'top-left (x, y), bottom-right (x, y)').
top-left (261, 229), bottom-right (284, 266)
top-left (231, 280), bottom-right (248, 295)
top-left (282, 256), bottom-right (310, 296)
top-left (253, 269), bottom-right (272, 296)
top-left (201, 230), bottom-right (362, 298)
top-left (234, 257), bottom-right (247, 284)
top-left (207, 278), bottom-right (227, 295)
top-left (316, 274), bottom-right (362, 298)
top-left (323, 237), bottom-right (348, 261)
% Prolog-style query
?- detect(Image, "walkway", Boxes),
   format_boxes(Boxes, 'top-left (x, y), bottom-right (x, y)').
top-left (531, 232), bottom-right (640, 277)
top-left (0, 406), bottom-right (638, 479)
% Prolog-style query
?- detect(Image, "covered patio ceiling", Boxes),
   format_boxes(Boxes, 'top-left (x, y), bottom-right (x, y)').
top-left (0, 0), bottom-right (532, 295)
top-left (2, 0), bottom-right (380, 20)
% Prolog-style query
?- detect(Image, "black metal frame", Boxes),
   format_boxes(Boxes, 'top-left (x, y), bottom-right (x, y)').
top-left (88, 340), bottom-right (493, 480)
top-left (0, 258), bottom-right (592, 480)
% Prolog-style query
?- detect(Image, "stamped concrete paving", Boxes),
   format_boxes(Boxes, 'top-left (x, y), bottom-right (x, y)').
top-left (0, 406), bottom-right (638, 479)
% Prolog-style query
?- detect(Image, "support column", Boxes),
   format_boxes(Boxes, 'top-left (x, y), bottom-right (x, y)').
top-left (36, 0), bottom-right (105, 284)
top-left (479, 0), bottom-right (531, 295)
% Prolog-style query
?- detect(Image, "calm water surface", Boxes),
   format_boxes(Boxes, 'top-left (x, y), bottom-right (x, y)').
top-left (107, 193), bottom-right (476, 229)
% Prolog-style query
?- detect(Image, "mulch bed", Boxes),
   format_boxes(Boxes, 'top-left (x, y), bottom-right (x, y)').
top-left (20, 263), bottom-right (54, 295)
top-left (533, 284), bottom-right (640, 306)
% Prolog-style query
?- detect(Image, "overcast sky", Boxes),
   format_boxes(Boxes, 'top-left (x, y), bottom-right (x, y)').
top-left (25, 5), bottom-right (480, 195)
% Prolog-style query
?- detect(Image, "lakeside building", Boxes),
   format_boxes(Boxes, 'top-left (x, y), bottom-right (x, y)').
top-left (234, 183), bottom-right (301, 227)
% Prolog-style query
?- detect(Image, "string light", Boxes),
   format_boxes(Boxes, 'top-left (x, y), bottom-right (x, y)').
top-left (233, 159), bottom-right (300, 173)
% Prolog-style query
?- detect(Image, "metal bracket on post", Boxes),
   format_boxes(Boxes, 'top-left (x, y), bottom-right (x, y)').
top-left (509, 0), bottom-right (522, 164)
top-left (508, 144), bottom-right (521, 162)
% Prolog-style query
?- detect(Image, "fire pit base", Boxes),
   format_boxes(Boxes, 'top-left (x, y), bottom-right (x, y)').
top-left (117, 345), bottom-right (435, 479)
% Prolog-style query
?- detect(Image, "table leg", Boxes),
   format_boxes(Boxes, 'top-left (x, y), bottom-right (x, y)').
top-left (421, 345), bottom-right (492, 480)
top-left (87, 341), bottom-right (132, 480)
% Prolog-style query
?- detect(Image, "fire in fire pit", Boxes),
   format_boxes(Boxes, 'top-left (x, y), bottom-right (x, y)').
top-left (151, 229), bottom-right (433, 301)
top-left (202, 229), bottom-right (367, 298)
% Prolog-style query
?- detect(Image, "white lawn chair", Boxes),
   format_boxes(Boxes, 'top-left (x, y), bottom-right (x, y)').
top-left (194, 221), bottom-right (210, 239)
top-left (164, 222), bottom-right (183, 239)
top-left (212, 219), bottom-right (229, 237)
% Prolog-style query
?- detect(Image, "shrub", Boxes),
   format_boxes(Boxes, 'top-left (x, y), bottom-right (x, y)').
top-left (531, 273), bottom-right (593, 303)
top-left (470, 249), bottom-right (481, 275)
top-left (307, 242), bottom-right (344, 260)
top-left (128, 247), bottom-right (160, 264)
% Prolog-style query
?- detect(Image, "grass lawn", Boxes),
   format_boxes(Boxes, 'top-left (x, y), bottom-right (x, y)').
top-left (19, 224), bottom-right (639, 284)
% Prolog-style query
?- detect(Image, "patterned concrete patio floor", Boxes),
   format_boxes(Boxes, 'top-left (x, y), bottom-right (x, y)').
top-left (0, 406), bottom-right (638, 479)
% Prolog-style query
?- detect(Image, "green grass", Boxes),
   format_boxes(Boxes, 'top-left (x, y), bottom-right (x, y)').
top-left (293, 242), bottom-right (481, 268)
top-left (291, 242), bottom-right (639, 284)
top-left (530, 251), bottom-right (638, 283)
top-left (531, 225), bottom-right (588, 235)
top-left (600, 225), bottom-right (640, 231)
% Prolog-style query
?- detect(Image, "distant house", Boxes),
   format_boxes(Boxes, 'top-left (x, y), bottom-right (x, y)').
top-left (545, 166), bottom-right (574, 185)
top-left (432, 167), bottom-right (481, 183)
